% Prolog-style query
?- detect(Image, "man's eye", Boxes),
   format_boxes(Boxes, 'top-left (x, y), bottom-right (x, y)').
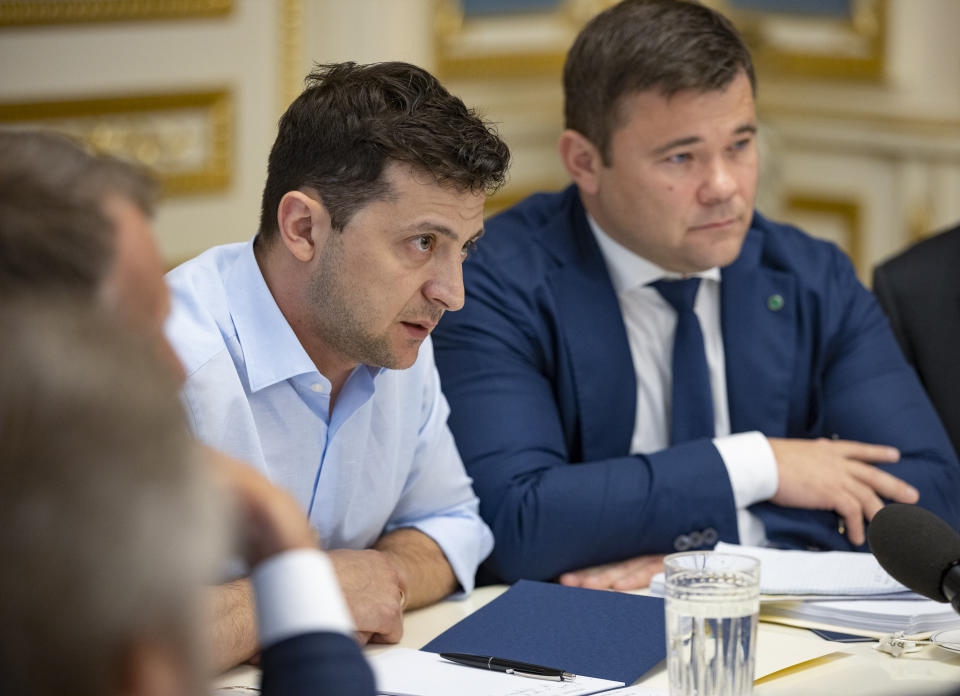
top-left (731, 138), bottom-right (752, 152)
top-left (666, 153), bottom-right (691, 164)
top-left (414, 235), bottom-right (434, 252)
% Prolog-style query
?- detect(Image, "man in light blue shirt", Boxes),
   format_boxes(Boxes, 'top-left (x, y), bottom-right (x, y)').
top-left (166, 61), bottom-right (510, 667)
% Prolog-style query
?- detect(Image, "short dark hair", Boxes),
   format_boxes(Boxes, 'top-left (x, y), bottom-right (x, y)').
top-left (564, 0), bottom-right (756, 163)
top-left (0, 130), bottom-right (159, 299)
top-left (258, 61), bottom-right (511, 239)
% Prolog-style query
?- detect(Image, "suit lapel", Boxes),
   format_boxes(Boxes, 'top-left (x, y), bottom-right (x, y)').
top-left (722, 227), bottom-right (797, 436)
top-left (545, 191), bottom-right (636, 461)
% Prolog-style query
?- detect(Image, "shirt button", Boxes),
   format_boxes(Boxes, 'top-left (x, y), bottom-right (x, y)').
top-left (674, 534), bottom-right (692, 552)
top-left (310, 383), bottom-right (326, 393)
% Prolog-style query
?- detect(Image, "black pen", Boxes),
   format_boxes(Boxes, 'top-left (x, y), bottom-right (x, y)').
top-left (439, 652), bottom-right (576, 682)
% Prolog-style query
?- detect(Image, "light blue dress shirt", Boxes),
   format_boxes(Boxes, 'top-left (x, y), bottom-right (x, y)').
top-left (165, 240), bottom-right (493, 594)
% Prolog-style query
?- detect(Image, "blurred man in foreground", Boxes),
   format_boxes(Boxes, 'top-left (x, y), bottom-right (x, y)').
top-left (0, 302), bottom-right (375, 696)
top-left (0, 129), bottom-right (377, 672)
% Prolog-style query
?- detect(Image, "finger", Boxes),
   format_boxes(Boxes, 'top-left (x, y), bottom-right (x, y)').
top-left (372, 616), bottom-right (404, 644)
top-left (833, 440), bottom-right (900, 463)
top-left (559, 561), bottom-right (621, 589)
top-left (845, 477), bottom-right (885, 523)
top-left (847, 461), bottom-right (919, 503)
top-left (355, 631), bottom-right (372, 645)
top-left (611, 558), bottom-right (665, 591)
top-left (558, 571), bottom-right (588, 587)
top-left (579, 568), bottom-right (623, 590)
top-left (834, 492), bottom-right (866, 546)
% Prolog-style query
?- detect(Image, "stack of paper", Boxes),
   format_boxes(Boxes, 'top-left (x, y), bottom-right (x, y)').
top-left (651, 543), bottom-right (960, 635)
top-left (650, 542), bottom-right (913, 597)
top-left (760, 598), bottom-right (960, 635)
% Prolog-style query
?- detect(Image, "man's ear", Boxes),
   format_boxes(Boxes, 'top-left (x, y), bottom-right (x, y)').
top-left (557, 129), bottom-right (604, 196)
top-left (276, 191), bottom-right (332, 263)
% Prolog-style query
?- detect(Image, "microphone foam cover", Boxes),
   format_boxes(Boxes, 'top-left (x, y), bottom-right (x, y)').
top-left (868, 503), bottom-right (960, 602)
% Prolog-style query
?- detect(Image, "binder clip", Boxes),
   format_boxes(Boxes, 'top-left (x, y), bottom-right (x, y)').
top-left (874, 631), bottom-right (931, 657)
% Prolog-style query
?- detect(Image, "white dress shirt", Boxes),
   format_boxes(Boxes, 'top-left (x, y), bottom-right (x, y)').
top-left (253, 549), bottom-right (354, 647)
top-left (588, 215), bottom-right (778, 546)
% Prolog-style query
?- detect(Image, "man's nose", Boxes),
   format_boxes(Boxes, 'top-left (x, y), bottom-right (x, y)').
top-left (423, 258), bottom-right (465, 312)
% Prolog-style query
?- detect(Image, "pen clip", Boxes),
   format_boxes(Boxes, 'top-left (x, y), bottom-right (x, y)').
top-left (505, 668), bottom-right (562, 681)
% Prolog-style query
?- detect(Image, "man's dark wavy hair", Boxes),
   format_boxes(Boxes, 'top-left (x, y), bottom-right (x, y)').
top-left (564, 0), bottom-right (756, 164)
top-left (258, 61), bottom-right (511, 238)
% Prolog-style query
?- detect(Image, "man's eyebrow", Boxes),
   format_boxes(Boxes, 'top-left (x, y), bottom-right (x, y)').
top-left (649, 123), bottom-right (758, 157)
top-left (650, 136), bottom-right (702, 157)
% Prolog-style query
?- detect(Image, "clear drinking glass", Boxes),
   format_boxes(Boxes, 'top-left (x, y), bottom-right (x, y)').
top-left (664, 552), bottom-right (760, 696)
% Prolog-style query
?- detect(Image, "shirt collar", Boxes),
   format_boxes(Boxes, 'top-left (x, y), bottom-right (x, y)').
top-left (225, 239), bottom-right (320, 393)
top-left (586, 212), bottom-right (721, 295)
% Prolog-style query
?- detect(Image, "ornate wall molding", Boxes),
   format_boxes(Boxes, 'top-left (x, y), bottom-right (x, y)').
top-left (0, 89), bottom-right (233, 196)
top-left (0, 0), bottom-right (232, 26)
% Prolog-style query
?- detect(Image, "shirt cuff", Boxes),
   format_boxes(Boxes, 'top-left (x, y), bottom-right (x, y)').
top-left (252, 549), bottom-right (354, 649)
top-left (712, 431), bottom-right (779, 509)
top-left (400, 512), bottom-right (494, 598)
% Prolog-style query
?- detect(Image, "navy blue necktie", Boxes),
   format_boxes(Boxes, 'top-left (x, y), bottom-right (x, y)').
top-left (651, 277), bottom-right (715, 444)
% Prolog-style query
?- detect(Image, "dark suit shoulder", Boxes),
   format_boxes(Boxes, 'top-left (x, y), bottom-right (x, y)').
top-left (747, 211), bottom-right (857, 286)
top-left (876, 224), bottom-right (960, 289)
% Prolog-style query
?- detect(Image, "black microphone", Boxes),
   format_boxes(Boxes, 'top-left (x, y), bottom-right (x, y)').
top-left (868, 503), bottom-right (960, 615)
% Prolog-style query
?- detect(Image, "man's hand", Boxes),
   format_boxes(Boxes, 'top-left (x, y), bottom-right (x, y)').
top-left (558, 554), bottom-right (665, 591)
top-left (328, 548), bottom-right (405, 645)
top-left (206, 446), bottom-right (315, 565)
top-left (768, 437), bottom-right (918, 546)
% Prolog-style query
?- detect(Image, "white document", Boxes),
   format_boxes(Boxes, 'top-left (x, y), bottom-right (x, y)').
top-left (371, 648), bottom-right (625, 696)
top-left (600, 688), bottom-right (668, 696)
top-left (762, 597), bottom-right (960, 635)
top-left (649, 543), bottom-right (910, 597)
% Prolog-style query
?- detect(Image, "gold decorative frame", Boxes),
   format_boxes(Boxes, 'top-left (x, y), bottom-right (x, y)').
top-left (0, 90), bottom-right (233, 196)
top-left (785, 192), bottom-right (863, 275)
top-left (434, 0), bottom-right (612, 80)
top-left (718, 0), bottom-right (887, 82)
top-left (0, 0), bottom-right (232, 26)
top-left (279, 0), bottom-right (304, 116)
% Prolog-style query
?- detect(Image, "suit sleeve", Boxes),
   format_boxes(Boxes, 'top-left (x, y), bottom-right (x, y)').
top-left (260, 632), bottom-right (375, 696)
top-left (433, 255), bottom-right (738, 583)
top-left (824, 248), bottom-right (960, 535)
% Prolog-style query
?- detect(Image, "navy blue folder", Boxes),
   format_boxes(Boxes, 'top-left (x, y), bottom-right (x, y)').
top-left (421, 579), bottom-right (666, 684)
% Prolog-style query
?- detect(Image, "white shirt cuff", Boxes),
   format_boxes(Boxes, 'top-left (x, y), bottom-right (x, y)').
top-left (712, 431), bottom-right (779, 508)
top-left (252, 549), bottom-right (354, 649)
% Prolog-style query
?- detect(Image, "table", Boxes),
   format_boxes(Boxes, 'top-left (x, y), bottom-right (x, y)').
top-left (214, 585), bottom-right (960, 694)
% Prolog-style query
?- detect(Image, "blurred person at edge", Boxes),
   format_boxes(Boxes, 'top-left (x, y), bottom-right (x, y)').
top-left (0, 301), bottom-right (375, 696)
top-left (0, 130), bottom-right (372, 682)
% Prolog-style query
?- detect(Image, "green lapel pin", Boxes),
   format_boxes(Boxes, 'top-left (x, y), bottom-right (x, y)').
top-left (767, 293), bottom-right (784, 311)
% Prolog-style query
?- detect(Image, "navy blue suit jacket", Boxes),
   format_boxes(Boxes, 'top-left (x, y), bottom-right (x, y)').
top-left (432, 186), bottom-right (960, 584)
top-left (260, 632), bottom-right (375, 696)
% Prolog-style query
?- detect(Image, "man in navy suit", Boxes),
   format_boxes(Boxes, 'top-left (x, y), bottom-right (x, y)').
top-left (433, 0), bottom-right (960, 588)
